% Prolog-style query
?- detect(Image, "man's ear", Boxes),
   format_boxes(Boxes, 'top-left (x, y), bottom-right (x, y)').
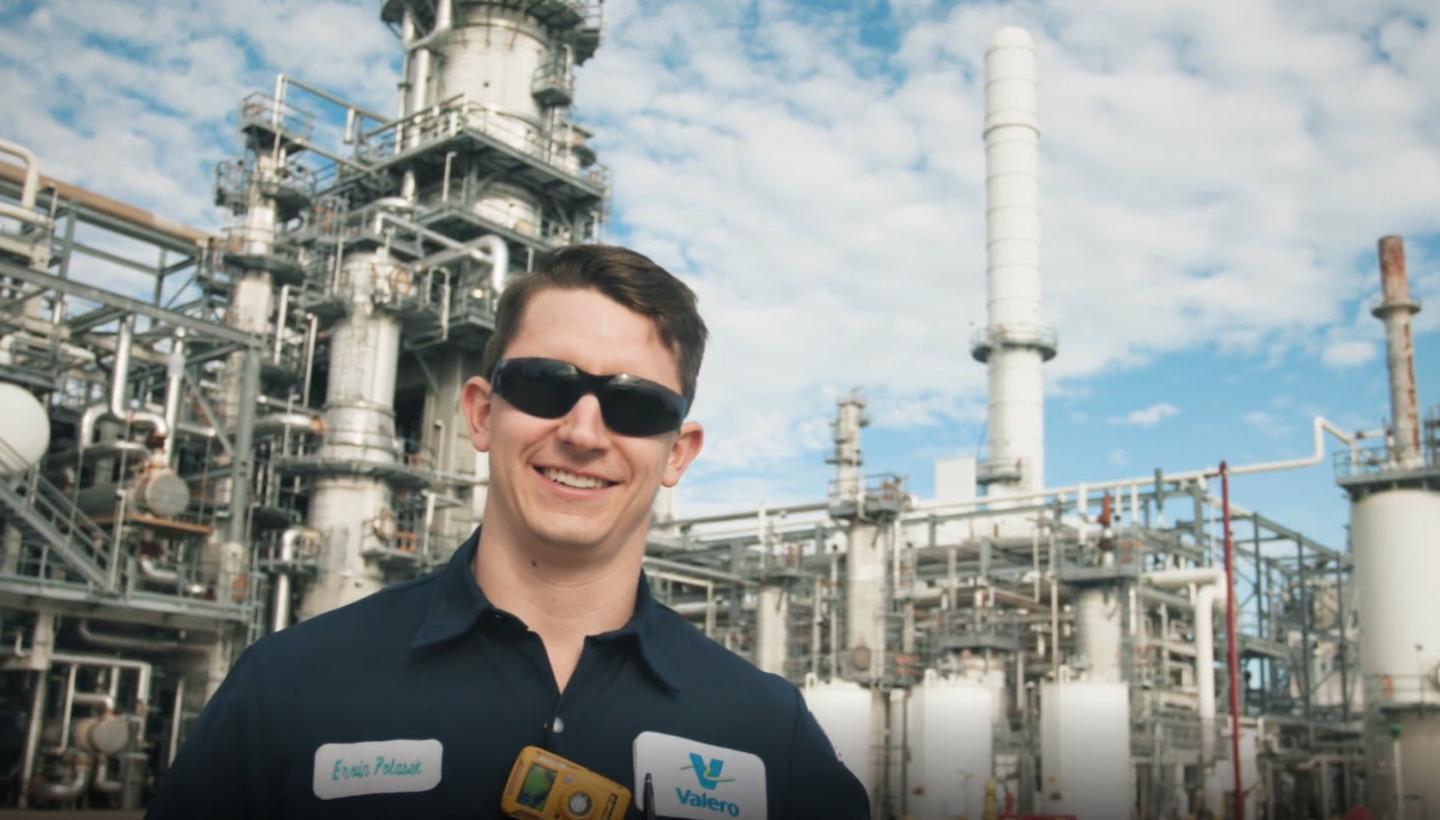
top-left (661, 421), bottom-right (704, 488)
top-left (460, 376), bottom-right (494, 453)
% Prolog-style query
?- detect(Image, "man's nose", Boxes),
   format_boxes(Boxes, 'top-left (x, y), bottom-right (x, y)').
top-left (556, 393), bottom-right (607, 450)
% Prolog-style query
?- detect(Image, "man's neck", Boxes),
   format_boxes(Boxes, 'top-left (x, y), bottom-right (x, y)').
top-left (473, 524), bottom-right (643, 691)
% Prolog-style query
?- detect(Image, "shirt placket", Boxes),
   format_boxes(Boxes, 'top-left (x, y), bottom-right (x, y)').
top-left (542, 636), bottom-right (600, 755)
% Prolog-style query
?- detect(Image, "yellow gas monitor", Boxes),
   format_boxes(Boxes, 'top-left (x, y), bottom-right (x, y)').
top-left (501, 746), bottom-right (632, 820)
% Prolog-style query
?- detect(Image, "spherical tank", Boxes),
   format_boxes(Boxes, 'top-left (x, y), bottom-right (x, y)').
top-left (0, 382), bottom-right (49, 476)
top-left (1351, 488), bottom-right (1440, 703)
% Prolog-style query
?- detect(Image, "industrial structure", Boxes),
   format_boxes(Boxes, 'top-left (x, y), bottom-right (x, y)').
top-left (0, 7), bottom-right (1435, 819)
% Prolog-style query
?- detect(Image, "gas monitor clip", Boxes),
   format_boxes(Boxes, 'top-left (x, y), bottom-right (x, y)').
top-left (501, 746), bottom-right (631, 820)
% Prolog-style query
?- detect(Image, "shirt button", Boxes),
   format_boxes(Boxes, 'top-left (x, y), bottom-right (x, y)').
top-left (552, 716), bottom-right (565, 734)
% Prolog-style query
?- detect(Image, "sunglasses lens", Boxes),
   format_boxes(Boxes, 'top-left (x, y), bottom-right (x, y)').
top-left (496, 359), bottom-right (580, 419)
top-left (600, 380), bottom-right (686, 437)
top-left (493, 358), bottom-right (687, 436)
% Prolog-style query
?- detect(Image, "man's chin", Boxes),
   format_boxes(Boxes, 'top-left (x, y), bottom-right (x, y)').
top-left (526, 520), bottom-right (614, 554)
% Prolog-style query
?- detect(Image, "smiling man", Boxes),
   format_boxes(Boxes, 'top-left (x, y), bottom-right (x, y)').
top-left (148, 245), bottom-right (869, 819)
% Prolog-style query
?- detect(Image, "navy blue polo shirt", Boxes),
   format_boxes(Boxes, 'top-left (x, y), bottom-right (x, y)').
top-left (147, 529), bottom-right (869, 819)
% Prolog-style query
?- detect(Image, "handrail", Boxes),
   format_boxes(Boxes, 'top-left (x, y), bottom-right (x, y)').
top-left (355, 101), bottom-right (610, 190)
top-left (0, 435), bottom-right (112, 575)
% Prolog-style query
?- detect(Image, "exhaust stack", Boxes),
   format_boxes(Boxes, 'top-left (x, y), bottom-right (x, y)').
top-left (972, 27), bottom-right (1057, 498)
top-left (1374, 236), bottom-right (1422, 467)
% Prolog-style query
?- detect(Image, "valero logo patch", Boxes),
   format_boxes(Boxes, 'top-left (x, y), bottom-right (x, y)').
top-left (684, 753), bottom-right (735, 789)
top-left (633, 731), bottom-right (767, 819)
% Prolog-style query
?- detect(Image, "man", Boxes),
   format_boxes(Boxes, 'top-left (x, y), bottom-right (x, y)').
top-left (148, 245), bottom-right (869, 819)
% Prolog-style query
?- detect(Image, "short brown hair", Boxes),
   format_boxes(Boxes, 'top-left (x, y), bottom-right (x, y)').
top-left (480, 244), bottom-right (708, 403)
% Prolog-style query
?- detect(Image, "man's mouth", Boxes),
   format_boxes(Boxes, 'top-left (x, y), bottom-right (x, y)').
top-left (537, 466), bottom-right (615, 490)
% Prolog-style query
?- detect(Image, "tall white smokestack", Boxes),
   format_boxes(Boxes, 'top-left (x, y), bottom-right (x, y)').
top-left (973, 27), bottom-right (1056, 498)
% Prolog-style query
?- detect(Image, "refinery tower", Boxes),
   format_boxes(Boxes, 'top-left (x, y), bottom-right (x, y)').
top-left (1, 7), bottom-right (1438, 820)
top-left (0, 0), bottom-right (607, 809)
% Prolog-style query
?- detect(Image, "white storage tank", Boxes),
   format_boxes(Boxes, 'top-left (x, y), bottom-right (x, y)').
top-left (905, 669), bottom-right (994, 820)
top-left (802, 675), bottom-right (881, 801)
top-left (1351, 489), bottom-right (1440, 704)
top-left (1039, 681), bottom-right (1131, 820)
top-left (1350, 488), bottom-right (1440, 820)
top-left (0, 381), bottom-right (49, 476)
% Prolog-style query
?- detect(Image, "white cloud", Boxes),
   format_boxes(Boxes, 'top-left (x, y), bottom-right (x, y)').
top-left (1243, 410), bottom-right (1292, 439)
top-left (1321, 339), bottom-right (1378, 368)
top-left (1111, 402), bottom-right (1180, 428)
top-left (1107, 448), bottom-right (1129, 466)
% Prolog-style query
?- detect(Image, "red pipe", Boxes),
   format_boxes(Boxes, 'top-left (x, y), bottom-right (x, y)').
top-left (1220, 462), bottom-right (1244, 820)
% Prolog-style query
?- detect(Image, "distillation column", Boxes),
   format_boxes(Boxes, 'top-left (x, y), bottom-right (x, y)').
top-left (830, 394), bottom-right (886, 681)
top-left (390, 0), bottom-right (601, 552)
top-left (431, 1), bottom-right (552, 233)
top-left (298, 248), bottom-right (404, 617)
top-left (1075, 586), bottom-right (1124, 683)
top-left (1345, 236), bottom-right (1440, 820)
top-left (199, 122), bottom-right (289, 695)
top-left (971, 27), bottom-right (1056, 503)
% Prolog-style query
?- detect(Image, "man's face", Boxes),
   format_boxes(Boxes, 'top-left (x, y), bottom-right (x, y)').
top-left (462, 287), bottom-right (704, 559)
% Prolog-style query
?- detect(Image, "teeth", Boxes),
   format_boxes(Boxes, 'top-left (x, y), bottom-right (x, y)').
top-left (543, 467), bottom-right (607, 489)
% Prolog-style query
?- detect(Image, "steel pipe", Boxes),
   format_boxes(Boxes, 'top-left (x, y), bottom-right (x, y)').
top-left (136, 558), bottom-right (183, 586)
top-left (270, 527), bottom-right (307, 633)
top-left (49, 653), bottom-right (153, 712)
top-left (31, 757), bottom-right (91, 803)
top-left (79, 318), bottom-right (169, 451)
top-left (78, 620), bottom-right (206, 654)
top-left (161, 331), bottom-right (185, 464)
top-left (70, 691), bottom-right (116, 711)
top-left (92, 755), bottom-right (123, 795)
top-left (18, 667), bottom-right (47, 808)
top-left (253, 412), bottom-right (324, 438)
top-left (0, 200), bottom-right (51, 228)
top-left (0, 137), bottom-right (41, 210)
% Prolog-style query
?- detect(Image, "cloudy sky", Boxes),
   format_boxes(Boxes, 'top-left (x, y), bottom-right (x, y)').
top-left (2, 0), bottom-right (1437, 550)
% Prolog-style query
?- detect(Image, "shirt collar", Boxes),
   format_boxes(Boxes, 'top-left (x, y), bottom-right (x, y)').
top-left (409, 528), bottom-right (682, 693)
top-left (409, 528), bottom-right (494, 650)
top-left (593, 568), bottom-right (682, 693)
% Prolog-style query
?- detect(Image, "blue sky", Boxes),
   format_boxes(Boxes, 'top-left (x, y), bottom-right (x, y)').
top-left (2, 0), bottom-right (1437, 552)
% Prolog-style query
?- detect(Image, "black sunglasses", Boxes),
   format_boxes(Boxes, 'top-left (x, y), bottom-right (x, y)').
top-left (490, 357), bottom-right (690, 437)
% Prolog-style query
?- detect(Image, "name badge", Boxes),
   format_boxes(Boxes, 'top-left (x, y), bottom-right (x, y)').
top-left (633, 731), bottom-right (767, 819)
top-left (312, 739), bottom-right (443, 800)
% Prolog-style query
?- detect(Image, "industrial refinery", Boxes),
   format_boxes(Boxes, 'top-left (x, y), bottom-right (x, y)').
top-left (0, 2), bottom-right (1436, 818)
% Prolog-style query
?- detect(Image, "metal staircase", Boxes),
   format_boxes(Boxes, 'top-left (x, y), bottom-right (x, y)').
top-left (0, 439), bottom-right (112, 588)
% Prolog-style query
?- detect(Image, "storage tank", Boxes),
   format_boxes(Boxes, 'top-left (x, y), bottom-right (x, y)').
top-left (802, 676), bottom-right (881, 801)
top-left (1351, 489), bottom-right (1440, 704)
top-left (0, 381), bottom-right (48, 476)
top-left (1039, 681), bottom-right (1131, 820)
top-left (906, 670), bottom-right (994, 820)
top-left (1350, 488), bottom-right (1440, 820)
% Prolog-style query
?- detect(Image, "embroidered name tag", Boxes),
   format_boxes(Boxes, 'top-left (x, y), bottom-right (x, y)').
top-left (312, 739), bottom-right (442, 800)
top-left (633, 731), bottom-right (767, 819)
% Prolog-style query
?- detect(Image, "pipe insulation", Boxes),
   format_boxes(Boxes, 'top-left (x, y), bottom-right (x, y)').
top-left (0, 138), bottom-right (43, 215)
